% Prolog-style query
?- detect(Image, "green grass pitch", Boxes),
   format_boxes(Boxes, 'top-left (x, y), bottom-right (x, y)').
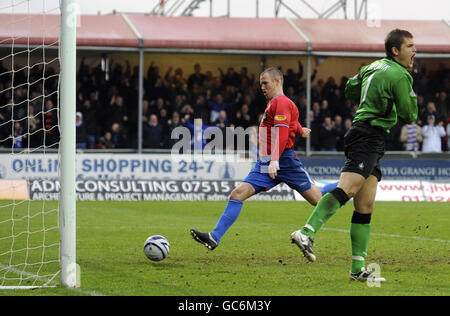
top-left (0, 200), bottom-right (449, 296)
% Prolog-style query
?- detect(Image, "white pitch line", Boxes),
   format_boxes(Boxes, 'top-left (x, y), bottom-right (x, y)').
top-left (323, 227), bottom-right (450, 243)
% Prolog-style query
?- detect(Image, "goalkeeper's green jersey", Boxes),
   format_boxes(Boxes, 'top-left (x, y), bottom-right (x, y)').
top-left (345, 58), bottom-right (418, 134)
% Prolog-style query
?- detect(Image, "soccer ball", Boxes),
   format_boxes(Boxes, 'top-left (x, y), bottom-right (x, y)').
top-left (144, 235), bottom-right (170, 261)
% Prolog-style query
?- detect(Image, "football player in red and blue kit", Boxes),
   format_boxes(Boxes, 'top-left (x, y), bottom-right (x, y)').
top-left (191, 67), bottom-right (337, 250)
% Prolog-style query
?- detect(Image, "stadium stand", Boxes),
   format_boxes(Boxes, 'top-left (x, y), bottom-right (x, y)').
top-left (1, 15), bottom-right (449, 151)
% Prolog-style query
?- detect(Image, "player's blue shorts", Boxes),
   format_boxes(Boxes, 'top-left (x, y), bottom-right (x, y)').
top-left (242, 149), bottom-right (314, 194)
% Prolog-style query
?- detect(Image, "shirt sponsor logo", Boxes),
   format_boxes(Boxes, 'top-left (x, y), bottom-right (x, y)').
top-left (274, 115), bottom-right (287, 121)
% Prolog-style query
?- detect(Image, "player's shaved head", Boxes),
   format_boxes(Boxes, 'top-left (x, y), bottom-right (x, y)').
top-left (260, 67), bottom-right (284, 86)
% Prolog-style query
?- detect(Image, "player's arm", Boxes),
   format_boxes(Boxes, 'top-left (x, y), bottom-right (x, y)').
top-left (295, 121), bottom-right (311, 138)
top-left (295, 121), bottom-right (303, 135)
top-left (271, 126), bottom-right (289, 161)
top-left (268, 126), bottom-right (288, 179)
top-left (345, 73), bottom-right (362, 101)
top-left (270, 103), bottom-right (292, 162)
top-left (393, 75), bottom-right (418, 124)
top-left (268, 103), bottom-right (291, 179)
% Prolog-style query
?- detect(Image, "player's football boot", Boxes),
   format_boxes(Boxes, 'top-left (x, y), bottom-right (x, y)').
top-left (190, 229), bottom-right (218, 250)
top-left (349, 267), bottom-right (386, 283)
top-left (291, 230), bottom-right (316, 262)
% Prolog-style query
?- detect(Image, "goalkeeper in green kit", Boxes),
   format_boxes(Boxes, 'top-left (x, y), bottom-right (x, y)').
top-left (291, 29), bottom-right (418, 282)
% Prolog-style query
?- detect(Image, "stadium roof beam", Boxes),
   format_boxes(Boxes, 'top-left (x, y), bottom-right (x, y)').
top-left (149, 0), bottom-right (369, 19)
top-left (354, 0), bottom-right (368, 19)
top-left (181, 0), bottom-right (207, 16)
top-left (275, 0), bottom-right (302, 19)
top-left (317, 0), bottom-right (347, 19)
top-left (150, 0), bottom-right (207, 16)
top-left (275, 0), bottom-right (369, 20)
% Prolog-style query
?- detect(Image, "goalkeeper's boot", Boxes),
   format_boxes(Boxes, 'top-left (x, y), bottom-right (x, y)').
top-left (291, 230), bottom-right (316, 262)
top-left (349, 267), bottom-right (386, 283)
top-left (190, 228), bottom-right (218, 250)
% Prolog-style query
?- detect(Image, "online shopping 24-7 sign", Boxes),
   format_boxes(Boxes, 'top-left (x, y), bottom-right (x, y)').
top-left (0, 154), bottom-right (253, 180)
top-left (0, 154), bottom-right (449, 181)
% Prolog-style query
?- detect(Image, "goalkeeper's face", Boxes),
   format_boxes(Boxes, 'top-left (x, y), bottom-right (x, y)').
top-left (395, 37), bottom-right (416, 71)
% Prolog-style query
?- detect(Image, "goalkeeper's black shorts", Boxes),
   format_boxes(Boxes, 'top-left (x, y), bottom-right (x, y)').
top-left (341, 121), bottom-right (386, 182)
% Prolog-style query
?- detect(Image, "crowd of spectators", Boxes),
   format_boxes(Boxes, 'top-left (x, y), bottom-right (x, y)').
top-left (0, 59), bottom-right (60, 149)
top-left (0, 57), bottom-right (449, 153)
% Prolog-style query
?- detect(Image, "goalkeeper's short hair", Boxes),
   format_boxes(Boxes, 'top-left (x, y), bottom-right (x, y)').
top-left (385, 29), bottom-right (413, 59)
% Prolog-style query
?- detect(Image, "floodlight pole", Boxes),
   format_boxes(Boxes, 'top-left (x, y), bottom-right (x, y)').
top-left (59, 0), bottom-right (78, 288)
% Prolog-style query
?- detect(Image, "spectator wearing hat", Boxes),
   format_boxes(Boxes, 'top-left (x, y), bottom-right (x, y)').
top-left (422, 115), bottom-right (446, 152)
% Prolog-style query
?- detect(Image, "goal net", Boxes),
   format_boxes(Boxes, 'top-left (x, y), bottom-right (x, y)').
top-left (0, 0), bottom-right (77, 289)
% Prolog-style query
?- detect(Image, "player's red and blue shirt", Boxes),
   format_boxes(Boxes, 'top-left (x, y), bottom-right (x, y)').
top-left (259, 94), bottom-right (302, 160)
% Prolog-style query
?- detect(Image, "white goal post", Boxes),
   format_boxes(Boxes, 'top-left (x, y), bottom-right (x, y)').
top-left (0, 0), bottom-right (77, 289)
top-left (59, 0), bottom-right (77, 289)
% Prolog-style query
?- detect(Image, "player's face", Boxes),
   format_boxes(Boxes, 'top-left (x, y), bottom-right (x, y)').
top-left (395, 37), bottom-right (416, 71)
top-left (260, 73), bottom-right (278, 100)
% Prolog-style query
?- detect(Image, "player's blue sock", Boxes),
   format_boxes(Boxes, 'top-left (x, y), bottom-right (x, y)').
top-left (210, 199), bottom-right (243, 244)
top-left (320, 181), bottom-right (339, 195)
